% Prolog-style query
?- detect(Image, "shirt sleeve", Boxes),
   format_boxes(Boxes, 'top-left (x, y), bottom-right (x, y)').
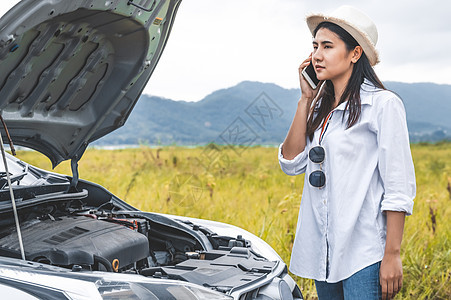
top-left (376, 95), bottom-right (416, 215)
top-left (278, 143), bottom-right (308, 176)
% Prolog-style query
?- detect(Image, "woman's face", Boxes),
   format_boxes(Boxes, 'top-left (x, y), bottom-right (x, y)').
top-left (312, 28), bottom-right (356, 84)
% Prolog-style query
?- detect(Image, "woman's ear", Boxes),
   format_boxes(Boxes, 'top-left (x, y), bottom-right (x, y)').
top-left (351, 46), bottom-right (363, 63)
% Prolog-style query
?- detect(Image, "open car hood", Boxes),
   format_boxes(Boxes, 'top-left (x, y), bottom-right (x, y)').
top-left (0, 0), bottom-right (181, 167)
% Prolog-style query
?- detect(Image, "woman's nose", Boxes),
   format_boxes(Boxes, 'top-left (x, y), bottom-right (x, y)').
top-left (312, 49), bottom-right (322, 62)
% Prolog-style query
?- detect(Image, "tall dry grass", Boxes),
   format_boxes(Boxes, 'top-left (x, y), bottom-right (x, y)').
top-left (17, 142), bottom-right (450, 299)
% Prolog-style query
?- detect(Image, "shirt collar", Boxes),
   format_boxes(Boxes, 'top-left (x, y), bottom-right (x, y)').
top-left (334, 79), bottom-right (379, 111)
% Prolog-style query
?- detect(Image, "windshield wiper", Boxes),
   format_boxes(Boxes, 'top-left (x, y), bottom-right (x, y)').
top-left (0, 172), bottom-right (28, 189)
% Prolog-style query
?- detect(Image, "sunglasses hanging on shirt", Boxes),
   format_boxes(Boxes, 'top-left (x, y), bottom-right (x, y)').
top-left (308, 110), bottom-right (334, 188)
top-left (308, 146), bottom-right (326, 187)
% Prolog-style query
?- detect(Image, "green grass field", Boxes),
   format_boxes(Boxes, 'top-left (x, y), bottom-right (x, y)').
top-left (17, 142), bottom-right (451, 299)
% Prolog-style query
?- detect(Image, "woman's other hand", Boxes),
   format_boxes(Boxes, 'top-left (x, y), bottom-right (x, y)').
top-left (380, 252), bottom-right (403, 299)
top-left (380, 210), bottom-right (406, 299)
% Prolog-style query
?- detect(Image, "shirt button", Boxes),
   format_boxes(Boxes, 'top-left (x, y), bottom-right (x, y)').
top-left (323, 200), bottom-right (326, 205)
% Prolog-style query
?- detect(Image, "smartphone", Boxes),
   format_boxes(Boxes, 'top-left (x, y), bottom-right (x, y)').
top-left (301, 61), bottom-right (319, 89)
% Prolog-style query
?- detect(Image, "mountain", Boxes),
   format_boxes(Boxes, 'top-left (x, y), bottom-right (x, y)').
top-left (94, 81), bottom-right (451, 146)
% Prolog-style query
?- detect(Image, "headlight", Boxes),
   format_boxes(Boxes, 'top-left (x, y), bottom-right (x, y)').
top-left (254, 278), bottom-right (293, 300)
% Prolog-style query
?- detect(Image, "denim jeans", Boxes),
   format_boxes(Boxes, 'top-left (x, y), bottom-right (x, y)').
top-left (315, 261), bottom-right (382, 300)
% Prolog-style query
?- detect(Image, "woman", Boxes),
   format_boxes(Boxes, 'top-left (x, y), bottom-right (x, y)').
top-left (278, 6), bottom-right (416, 300)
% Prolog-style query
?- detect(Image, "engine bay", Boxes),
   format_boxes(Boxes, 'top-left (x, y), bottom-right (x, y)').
top-left (0, 196), bottom-right (277, 293)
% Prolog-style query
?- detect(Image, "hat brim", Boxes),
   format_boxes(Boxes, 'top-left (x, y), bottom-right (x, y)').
top-left (306, 14), bottom-right (380, 66)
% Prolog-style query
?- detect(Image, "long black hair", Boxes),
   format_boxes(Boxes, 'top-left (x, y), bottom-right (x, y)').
top-left (306, 22), bottom-right (385, 141)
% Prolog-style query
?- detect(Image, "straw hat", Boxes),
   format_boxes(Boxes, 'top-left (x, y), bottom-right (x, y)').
top-left (306, 5), bottom-right (380, 66)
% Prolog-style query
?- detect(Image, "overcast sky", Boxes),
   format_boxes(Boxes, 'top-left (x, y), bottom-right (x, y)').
top-left (1, 0), bottom-right (450, 102)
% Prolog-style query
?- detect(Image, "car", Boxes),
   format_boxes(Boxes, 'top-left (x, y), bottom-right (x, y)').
top-left (0, 0), bottom-right (303, 299)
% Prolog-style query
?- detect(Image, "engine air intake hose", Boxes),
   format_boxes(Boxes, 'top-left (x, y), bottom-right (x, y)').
top-left (93, 255), bottom-right (113, 272)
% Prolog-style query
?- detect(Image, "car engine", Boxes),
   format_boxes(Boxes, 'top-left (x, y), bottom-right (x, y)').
top-left (0, 195), bottom-right (284, 296)
top-left (0, 215), bottom-right (151, 272)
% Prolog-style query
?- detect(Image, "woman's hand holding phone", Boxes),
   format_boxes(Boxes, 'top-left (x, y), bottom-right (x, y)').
top-left (283, 54), bottom-right (322, 160)
top-left (298, 54), bottom-right (322, 105)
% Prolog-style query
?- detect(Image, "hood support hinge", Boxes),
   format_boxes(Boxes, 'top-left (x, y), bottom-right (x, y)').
top-left (69, 144), bottom-right (87, 192)
top-left (69, 157), bottom-right (79, 192)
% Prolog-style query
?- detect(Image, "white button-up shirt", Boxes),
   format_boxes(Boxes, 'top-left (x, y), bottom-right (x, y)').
top-left (278, 80), bottom-right (416, 283)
